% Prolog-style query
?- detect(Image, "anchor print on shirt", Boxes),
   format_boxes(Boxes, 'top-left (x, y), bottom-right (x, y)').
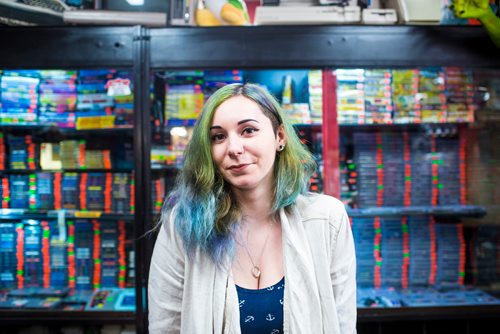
top-left (239, 300), bottom-right (245, 308)
top-left (271, 330), bottom-right (280, 334)
top-left (267, 286), bottom-right (275, 291)
top-left (266, 314), bottom-right (276, 321)
top-left (244, 316), bottom-right (254, 323)
top-left (279, 298), bottom-right (283, 305)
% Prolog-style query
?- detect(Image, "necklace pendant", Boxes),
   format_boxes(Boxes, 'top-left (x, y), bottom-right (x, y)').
top-left (251, 266), bottom-right (261, 278)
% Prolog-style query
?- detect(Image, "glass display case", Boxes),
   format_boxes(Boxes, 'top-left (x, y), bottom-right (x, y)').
top-left (0, 68), bottom-right (137, 317)
top-left (145, 24), bottom-right (500, 333)
top-left (147, 69), bottom-right (500, 334)
top-left (0, 27), bottom-right (144, 334)
top-left (332, 67), bottom-right (500, 310)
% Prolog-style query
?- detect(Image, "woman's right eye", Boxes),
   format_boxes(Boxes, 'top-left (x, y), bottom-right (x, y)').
top-left (211, 133), bottom-right (225, 142)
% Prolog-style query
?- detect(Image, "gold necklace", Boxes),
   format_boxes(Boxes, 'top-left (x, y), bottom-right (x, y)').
top-left (242, 220), bottom-right (275, 285)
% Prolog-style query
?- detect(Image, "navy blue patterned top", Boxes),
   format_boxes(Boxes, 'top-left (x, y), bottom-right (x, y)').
top-left (236, 277), bottom-right (285, 334)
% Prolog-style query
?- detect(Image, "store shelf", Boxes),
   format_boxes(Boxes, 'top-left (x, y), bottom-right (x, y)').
top-left (0, 169), bottom-right (134, 174)
top-left (151, 165), bottom-right (180, 171)
top-left (339, 122), bottom-right (467, 132)
top-left (0, 209), bottom-right (134, 221)
top-left (358, 304), bottom-right (500, 322)
top-left (0, 124), bottom-right (134, 135)
top-left (347, 205), bottom-right (486, 218)
top-left (0, 310), bottom-right (135, 325)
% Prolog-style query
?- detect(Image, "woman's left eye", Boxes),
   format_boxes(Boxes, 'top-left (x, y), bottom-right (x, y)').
top-left (242, 127), bottom-right (258, 135)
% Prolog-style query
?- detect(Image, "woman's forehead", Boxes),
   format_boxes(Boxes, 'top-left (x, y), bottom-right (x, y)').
top-left (212, 96), bottom-right (266, 122)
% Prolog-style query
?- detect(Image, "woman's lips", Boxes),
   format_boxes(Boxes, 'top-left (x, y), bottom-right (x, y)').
top-left (228, 163), bottom-right (250, 172)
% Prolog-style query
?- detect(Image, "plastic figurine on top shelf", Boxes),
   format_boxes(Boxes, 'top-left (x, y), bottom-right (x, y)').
top-left (196, 0), bottom-right (250, 26)
top-left (451, 0), bottom-right (500, 48)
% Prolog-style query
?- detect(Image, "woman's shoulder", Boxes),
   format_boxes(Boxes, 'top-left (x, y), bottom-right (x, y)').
top-left (295, 193), bottom-right (346, 221)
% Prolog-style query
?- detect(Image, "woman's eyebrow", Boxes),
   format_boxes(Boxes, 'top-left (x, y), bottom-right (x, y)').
top-left (210, 119), bottom-right (259, 130)
top-left (237, 119), bottom-right (259, 125)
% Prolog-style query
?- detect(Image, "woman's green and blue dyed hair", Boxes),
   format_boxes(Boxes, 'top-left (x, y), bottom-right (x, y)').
top-left (161, 83), bottom-right (316, 264)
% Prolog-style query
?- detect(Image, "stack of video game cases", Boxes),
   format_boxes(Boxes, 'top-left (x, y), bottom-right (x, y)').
top-left (380, 132), bottom-right (405, 206)
top-left (339, 139), bottom-right (357, 208)
top-left (436, 137), bottom-right (461, 205)
top-left (111, 173), bottom-right (133, 214)
top-left (100, 221), bottom-right (119, 288)
top-left (336, 69), bottom-right (365, 124)
top-left (60, 140), bottom-right (82, 169)
top-left (419, 68), bottom-right (447, 123)
top-left (308, 70), bottom-right (323, 124)
top-left (380, 217), bottom-right (404, 288)
top-left (123, 223), bottom-right (135, 288)
top-left (409, 132), bottom-right (433, 205)
top-left (435, 223), bottom-right (465, 286)
top-left (364, 70), bottom-right (393, 124)
top-left (112, 70), bottom-right (134, 127)
top-left (23, 221), bottom-right (43, 288)
top-left (408, 217), bottom-right (435, 286)
top-left (48, 220), bottom-right (68, 288)
top-left (352, 217), bottom-right (376, 287)
top-left (85, 173), bottom-right (106, 211)
top-left (35, 173), bottom-right (54, 210)
top-left (474, 225), bottom-right (500, 286)
top-left (353, 132), bottom-right (378, 207)
top-left (445, 67), bottom-right (474, 123)
top-left (38, 70), bottom-right (77, 128)
top-left (164, 71), bottom-right (204, 122)
top-left (9, 175), bottom-right (30, 209)
top-left (84, 149), bottom-right (110, 169)
top-left (0, 71), bottom-right (40, 124)
top-left (74, 219), bottom-right (94, 290)
top-left (0, 223), bottom-right (17, 289)
top-left (76, 69), bottom-right (115, 119)
top-left (392, 69), bottom-right (420, 124)
top-left (165, 83), bottom-right (204, 120)
top-left (8, 135), bottom-right (37, 170)
top-left (61, 173), bottom-right (79, 210)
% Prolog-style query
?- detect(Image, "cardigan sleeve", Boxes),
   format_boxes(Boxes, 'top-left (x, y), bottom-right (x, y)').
top-left (148, 211), bottom-right (185, 334)
top-left (330, 206), bottom-right (357, 334)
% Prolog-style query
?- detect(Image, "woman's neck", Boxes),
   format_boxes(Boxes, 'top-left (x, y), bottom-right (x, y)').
top-left (233, 187), bottom-right (275, 227)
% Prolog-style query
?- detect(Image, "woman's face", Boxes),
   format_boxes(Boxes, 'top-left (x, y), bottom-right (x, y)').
top-left (210, 95), bottom-right (285, 192)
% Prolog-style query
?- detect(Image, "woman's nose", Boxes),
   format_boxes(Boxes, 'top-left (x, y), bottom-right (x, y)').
top-left (227, 136), bottom-right (244, 157)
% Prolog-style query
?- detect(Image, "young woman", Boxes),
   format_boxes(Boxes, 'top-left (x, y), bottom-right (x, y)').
top-left (148, 83), bottom-right (357, 334)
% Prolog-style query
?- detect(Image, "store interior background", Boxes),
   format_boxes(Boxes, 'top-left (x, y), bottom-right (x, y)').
top-left (0, 1), bottom-right (500, 334)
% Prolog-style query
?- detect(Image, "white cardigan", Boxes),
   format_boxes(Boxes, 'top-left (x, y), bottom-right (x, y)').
top-left (148, 193), bottom-right (357, 334)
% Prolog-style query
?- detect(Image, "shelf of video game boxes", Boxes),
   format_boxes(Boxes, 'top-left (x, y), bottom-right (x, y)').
top-left (0, 69), bottom-right (137, 318)
top-left (335, 68), bottom-right (500, 316)
top-left (150, 69), bottom-right (326, 217)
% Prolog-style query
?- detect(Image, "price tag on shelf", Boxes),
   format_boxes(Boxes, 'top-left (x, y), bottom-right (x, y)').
top-left (74, 211), bottom-right (102, 218)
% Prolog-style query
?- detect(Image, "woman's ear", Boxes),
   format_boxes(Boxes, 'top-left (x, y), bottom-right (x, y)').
top-left (276, 124), bottom-right (287, 151)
